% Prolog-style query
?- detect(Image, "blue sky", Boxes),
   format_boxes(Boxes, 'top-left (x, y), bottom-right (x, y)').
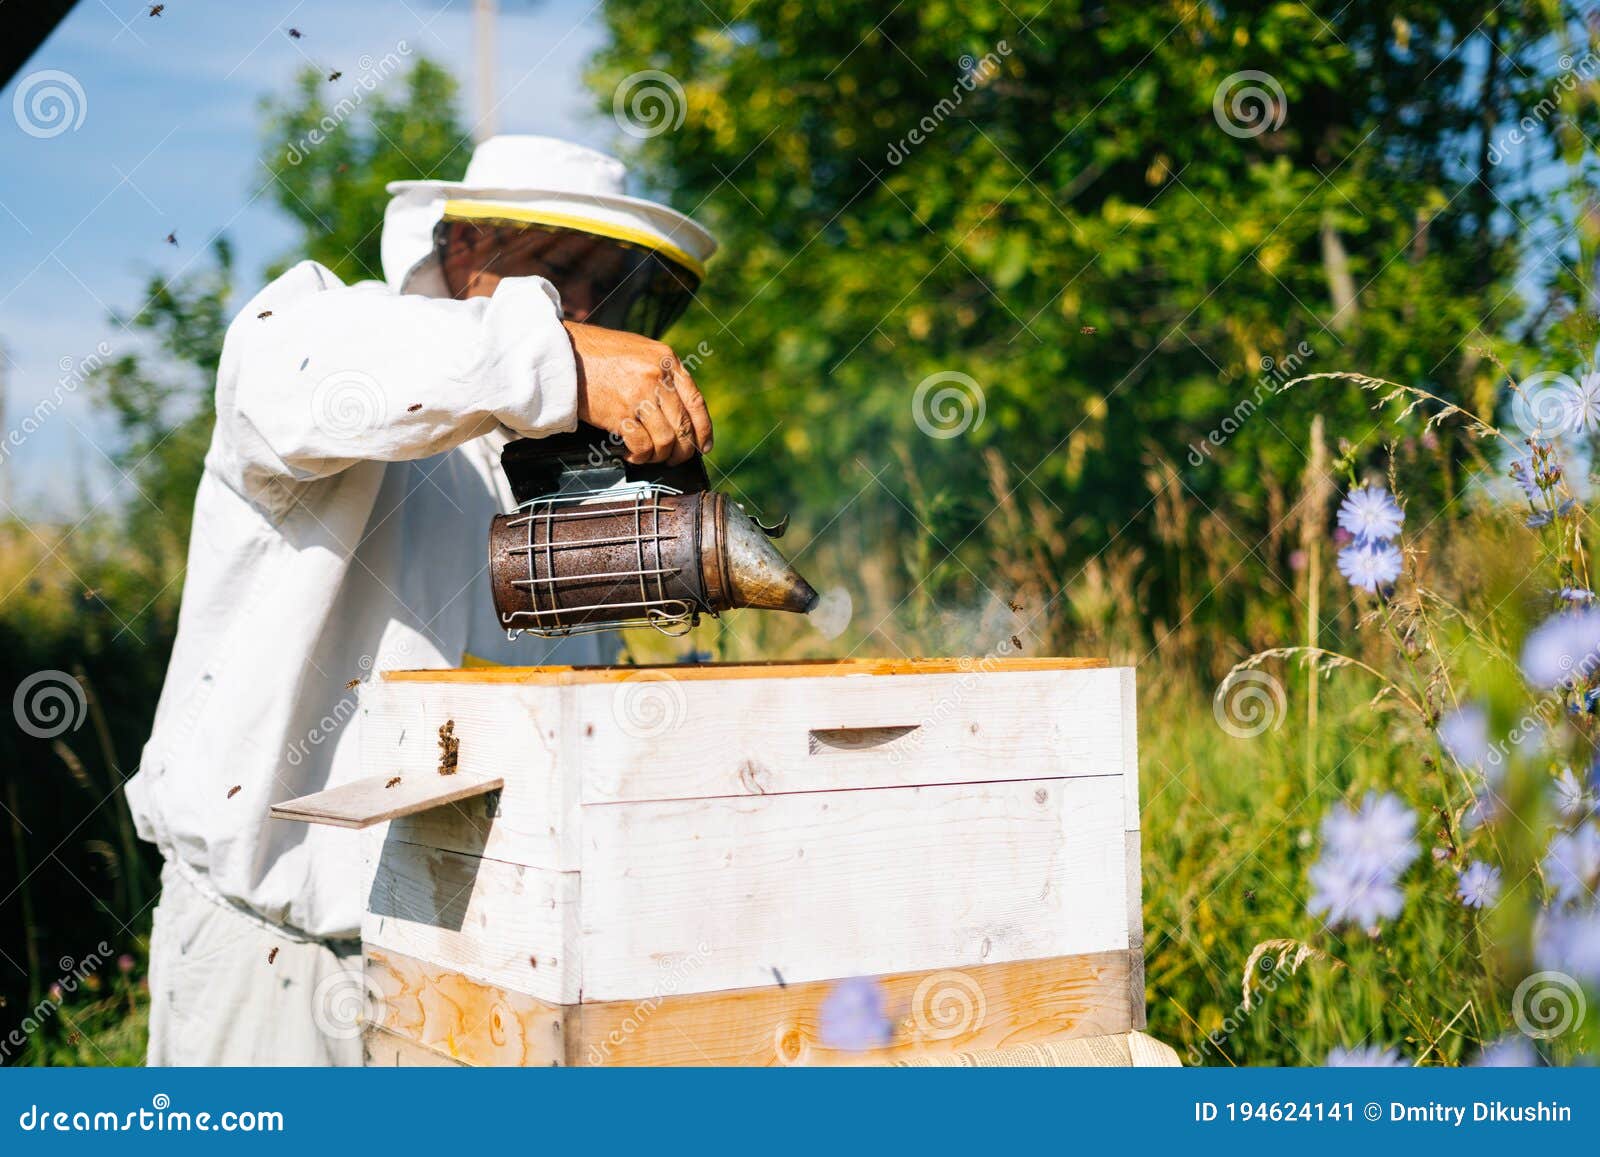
top-left (0, 0), bottom-right (610, 516)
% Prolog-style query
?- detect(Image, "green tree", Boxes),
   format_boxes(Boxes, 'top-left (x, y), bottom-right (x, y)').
top-left (589, 1), bottom-right (1600, 651)
top-left (259, 59), bottom-right (469, 281)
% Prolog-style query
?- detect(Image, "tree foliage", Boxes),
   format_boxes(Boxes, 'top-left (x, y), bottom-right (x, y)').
top-left (259, 59), bottom-right (469, 281)
top-left (589, 1), bottom-right (1600, 632)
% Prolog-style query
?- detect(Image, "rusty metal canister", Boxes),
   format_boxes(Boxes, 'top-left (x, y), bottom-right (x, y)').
top-left (489, 489), bottom-right (817, 635)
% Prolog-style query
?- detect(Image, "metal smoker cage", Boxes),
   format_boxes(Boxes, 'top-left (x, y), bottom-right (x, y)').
top-left (495, 482), bottom-right (703, 639)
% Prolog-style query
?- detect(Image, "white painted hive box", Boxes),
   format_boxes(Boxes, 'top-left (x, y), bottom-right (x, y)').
top-left (344, 657), bottom-right (1142, 1065)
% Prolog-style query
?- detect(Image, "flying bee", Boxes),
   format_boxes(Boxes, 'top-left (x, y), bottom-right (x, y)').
top-left (267, 947), bottom-right (278, 964)
top-left (328, 70), bottom-right (342, 82)
top-left (257, 310), bottom-right (273, 319)
top-left (226, 785), bottom-right (242, 799)
top-left (385, 776), bottom-right (401, 789)
top-left (1010, 635), bottom-right (1022, 650)
top-left (345, 678), bottom-right (360, 690)
top-left (148, 4), bottom-right (164, 15)
top-left (407, 403), bottom-right (422, 413)
top-left (1080, 325), bottom-right (1097, 335)
top-left (288, 28), bottom-right (303, 39)
top-left (165, 232), bottom-right (178, 247)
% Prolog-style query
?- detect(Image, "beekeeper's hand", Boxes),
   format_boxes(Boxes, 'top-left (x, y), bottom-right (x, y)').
top-left (564, 321), bottom-right (713, 465)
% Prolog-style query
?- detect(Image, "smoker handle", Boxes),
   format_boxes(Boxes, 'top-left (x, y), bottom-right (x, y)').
top-left (806, 724), bottom-right (920, 754)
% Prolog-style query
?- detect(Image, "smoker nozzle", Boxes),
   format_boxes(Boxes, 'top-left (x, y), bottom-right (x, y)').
top-left (703, 498), bottom-right (820, 615)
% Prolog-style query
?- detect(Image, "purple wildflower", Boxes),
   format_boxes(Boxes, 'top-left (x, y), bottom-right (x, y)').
top-left (117, 954), bottom-right (134, 974)
top-left (1308, 859), bottom-right (1407, 929)
top-left (1326, 1044), bottom-right (1407, 1067)
top-left (1337, 541), bottom-right (1404, 592)
top-left (1565, 371), bottom-right (1600, 434)
top-left (1554, 767), bottom-right (1596, 821)
top-left (1456, 861), bottom-right (1501, 909)
top-left (1536, 910), bottom-right (1600, 986)
top-left (1307, 792), bottom-right (1418, 931)
top-left (1510, 459), bottom-right (1542, 501)
top-left (1472, 1036), bottom-right (1540, 1067)
top-left (1336, 485), bottom-right (1405, 543)
top-left (1561, 588), bottom-right (1597, 604)
top-left (1543, 825), bottom-right (1600, 906)
top-left (1437, 704), bottom-right (1489, 768)
top-left (1520, 608), bottom-right (1600, 689)
top-left (1322, 792), bottom-right (1420, 874)
top-left (818, 976), bottom-right (893, 1051)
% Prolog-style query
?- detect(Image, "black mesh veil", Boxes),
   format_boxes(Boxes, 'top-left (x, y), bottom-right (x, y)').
top-left (434, 215), bottom-right (702, 339)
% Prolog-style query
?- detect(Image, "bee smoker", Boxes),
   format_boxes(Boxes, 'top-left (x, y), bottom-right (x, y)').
top-left (488, 425), bottom-right (819, 637)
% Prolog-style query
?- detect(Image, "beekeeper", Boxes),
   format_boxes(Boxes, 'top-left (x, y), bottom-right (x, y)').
top-left (127, 136), bottom-right (717, 1065)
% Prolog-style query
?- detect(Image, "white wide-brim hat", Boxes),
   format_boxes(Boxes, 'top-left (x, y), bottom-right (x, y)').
top-left (381, 134), bottom-right (717, 294)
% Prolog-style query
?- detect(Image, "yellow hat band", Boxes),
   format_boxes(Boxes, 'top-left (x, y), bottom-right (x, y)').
top-left (441, 200), bottom-right (706, 279)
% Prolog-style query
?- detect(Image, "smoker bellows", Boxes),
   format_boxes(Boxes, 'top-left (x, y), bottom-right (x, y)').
top-left (487, 426), bottom-right (819, 637)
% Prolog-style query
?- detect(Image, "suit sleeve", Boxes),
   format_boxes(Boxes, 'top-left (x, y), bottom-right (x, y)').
top-left (220, 260), bottom-right (578, 490)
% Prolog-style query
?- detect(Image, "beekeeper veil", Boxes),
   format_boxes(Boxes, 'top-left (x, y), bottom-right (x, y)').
top-left (381, 135), bottom-right (717, 338)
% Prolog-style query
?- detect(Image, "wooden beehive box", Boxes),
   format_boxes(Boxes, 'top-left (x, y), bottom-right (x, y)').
top-left (286, 657), bottom-right (1143, 1066)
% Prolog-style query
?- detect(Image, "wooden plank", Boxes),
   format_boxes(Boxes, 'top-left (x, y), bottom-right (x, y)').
top-left (363, 1025), bottom-right (468, 1067)
top-left (578, 776), bottom-right (1128, 1001)
top-left (360, 681), bottom-right (577, 869)
top-left (363, 836), bottom-right (579, 1003)
top-left (269, 771), bottom-right (503, 830)
top-left (361, 949), bottom-right (1133, 1067)
top-left (1126, 831), bottom-right (1147, 1029)
top-left (574, 950), bottom-right (1133, 1066)
top-left (380, 656), bottom-right (1109, 685)
top-left (575, 667), bottom-right (1128, 804)
top-left (1119, 668), bottom-right (1146, 1030)
top-left (365, 947), bottom-right (566, 1066)
top-left (1120, 666), bottom-right (1141, 832)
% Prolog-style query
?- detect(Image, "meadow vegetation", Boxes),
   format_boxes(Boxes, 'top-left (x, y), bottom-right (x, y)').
top-left (6, 3), bottom-right (1600, 1064)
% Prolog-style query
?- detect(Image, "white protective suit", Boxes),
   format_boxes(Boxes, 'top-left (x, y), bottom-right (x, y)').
top-left (131, 184), bottom-right (609, 1065)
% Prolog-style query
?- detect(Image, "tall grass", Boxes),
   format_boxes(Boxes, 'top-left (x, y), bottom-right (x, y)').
top-left (703, 402), bottom-right (1597, 1066)
top-left (7, 380), bottom-right (1592, 1068)
top-left (0, 518), bottom-right (164, 1065)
